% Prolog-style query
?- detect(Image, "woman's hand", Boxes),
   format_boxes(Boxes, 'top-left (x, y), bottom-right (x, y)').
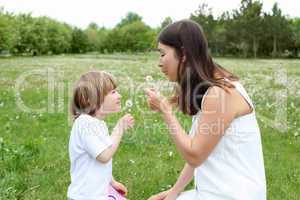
top-left (145, 88), bottom-right (172, 114)
top-left (148, 188), bottom-right (179, 200)
top-left (147, 189), bottom-right (171, 200)
top-left (164, 189), bottom-right (179, 200)
top-left (111, 179), bottom-right (128, 197)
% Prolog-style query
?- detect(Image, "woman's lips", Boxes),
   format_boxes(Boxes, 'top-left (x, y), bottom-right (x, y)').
top-left (161, 69), bottom-right (167, 74)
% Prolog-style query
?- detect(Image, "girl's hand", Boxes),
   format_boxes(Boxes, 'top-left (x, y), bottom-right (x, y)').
top-left (117, 113), bottom-right (134, 133)
top-left (111, 180), bottom-right (128, 197)
top-left (147, 189), bottom-right (170, 200)
top-left (145, 88), bottom-right (172, 114)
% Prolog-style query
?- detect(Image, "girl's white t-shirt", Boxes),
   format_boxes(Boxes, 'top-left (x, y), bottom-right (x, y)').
top-left (67, 114), bottom-right (113, 200)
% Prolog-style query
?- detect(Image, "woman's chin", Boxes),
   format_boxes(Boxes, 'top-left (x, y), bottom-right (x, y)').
top-left (168, 77), bottom-right (177, 82)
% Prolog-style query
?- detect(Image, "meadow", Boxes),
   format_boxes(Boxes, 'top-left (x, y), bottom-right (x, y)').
top-left (0, 53), bottom-right (299, 200)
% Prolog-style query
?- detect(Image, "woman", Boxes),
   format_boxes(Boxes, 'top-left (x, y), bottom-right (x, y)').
top-left (146, 20), bottom-right (266, 200)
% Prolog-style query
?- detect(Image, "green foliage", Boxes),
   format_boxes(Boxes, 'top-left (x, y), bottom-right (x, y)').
top-left (0, 9), bottom-right (18, 52)
top-left (160, 17), bottom-right (173, 30)
top-left (117, 12), bottom-right (143, 28)
top-left (0, 1), bottom-right (300, 57)
top-left (104, 21), bottom-right (156, 53)
top-left (71, 28), bottom-right (89, 53)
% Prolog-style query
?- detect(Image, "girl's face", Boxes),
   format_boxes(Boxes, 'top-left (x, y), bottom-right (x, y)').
top-left (100, 89), bottom-right (122, 114)
top-left (158, 42), bottom-right (180, 82)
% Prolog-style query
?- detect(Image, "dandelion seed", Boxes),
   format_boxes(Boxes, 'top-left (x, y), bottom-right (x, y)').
top-left (125, 100), bottom-right (133, 108)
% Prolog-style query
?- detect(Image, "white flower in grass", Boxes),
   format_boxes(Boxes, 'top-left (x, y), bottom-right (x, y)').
top-left (168, 151), bottom-right (173, 157)
top-left (125, 99), bottom-right (133, 108)
top-left (145, 75), bottom-right (153, 82)
top-left (290, 102), bottom-right (295, 109)
top-left (129, 159), bottom-right (135, 164)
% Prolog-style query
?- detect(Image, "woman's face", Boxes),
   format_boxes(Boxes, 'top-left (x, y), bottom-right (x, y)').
top-left (158, 42), bottom-right (180, 82)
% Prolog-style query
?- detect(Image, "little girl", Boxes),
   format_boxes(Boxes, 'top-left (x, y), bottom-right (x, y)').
top-left (67, 71), bottom-right (134, 200)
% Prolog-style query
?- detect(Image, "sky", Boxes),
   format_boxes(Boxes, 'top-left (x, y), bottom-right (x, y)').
top-left (1, 0), bottom-right (299, 29)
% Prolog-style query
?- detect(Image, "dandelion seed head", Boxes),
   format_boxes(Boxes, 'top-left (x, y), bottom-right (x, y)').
top-left (145, 75), bottom-right (153, 82)
top-left (125, 99), bottom-right (133, 108)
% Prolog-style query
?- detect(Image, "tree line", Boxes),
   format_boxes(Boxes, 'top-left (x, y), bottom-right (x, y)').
top-left (0, 0), bottom-right (299, 58)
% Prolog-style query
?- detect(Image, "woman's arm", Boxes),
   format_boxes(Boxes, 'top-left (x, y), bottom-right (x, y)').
top-left (170, 163), bottom-right (195, 194)
top-left (146, 87), bottom-right (237, 167)
top-left (148, 163), bottom-right (194, 200)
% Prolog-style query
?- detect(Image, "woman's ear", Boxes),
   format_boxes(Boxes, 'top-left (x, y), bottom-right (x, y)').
top-left (182, 54), bottom-right (186, 63)
top-left (181, 47), bottom-right (186, 63)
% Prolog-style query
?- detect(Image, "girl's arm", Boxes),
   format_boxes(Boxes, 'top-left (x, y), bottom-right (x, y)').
top-left (146, 87), bottom-right (237, 167)
top-left (96, 114), bottom-right (134, 163)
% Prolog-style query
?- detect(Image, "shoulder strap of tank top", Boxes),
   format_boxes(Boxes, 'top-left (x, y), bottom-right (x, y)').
top-left (231, 81), bottom-right (255, 110)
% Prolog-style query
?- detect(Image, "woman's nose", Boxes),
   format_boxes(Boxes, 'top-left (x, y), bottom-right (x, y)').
top-left (158, 61), bottom-right (163, 68)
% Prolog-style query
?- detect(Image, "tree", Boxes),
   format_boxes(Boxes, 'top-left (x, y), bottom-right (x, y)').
top-left (117, 12), bottom-right (142, 28)
top-left (160, 17), bottom-right (173, 30)
top-left (190, 4), bottom-right (220, 54)
top-left (104, 21), bottom-right (155, 52)
top-left (85, 22), bottom-right (99, 51)
top-left (46, 20), bottom-right (72, 54)
top-left (71, 27), bottom-right (89, 53)
top-left (0, 9), bottom-right (18, 52)
top-left (290, 18), bottom-right (300, 57)
top-left (232, 0), bottom-right (264, 58)
top-left (264, 3), bottom-right (291, 57)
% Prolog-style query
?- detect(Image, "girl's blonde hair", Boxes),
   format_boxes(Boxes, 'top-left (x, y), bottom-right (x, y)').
top-left (70, 71), bottom-right (117, 119)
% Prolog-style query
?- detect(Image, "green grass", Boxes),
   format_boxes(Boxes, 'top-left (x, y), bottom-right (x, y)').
top-left (0, 53), bottom-right (299, 200)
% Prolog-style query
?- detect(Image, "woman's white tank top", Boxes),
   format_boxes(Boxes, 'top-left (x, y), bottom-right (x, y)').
top-left (189, 81), bottom-right (266, 199)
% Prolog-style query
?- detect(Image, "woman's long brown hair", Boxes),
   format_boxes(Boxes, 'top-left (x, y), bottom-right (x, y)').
top-left (158, 20), bottom-right (239, 115)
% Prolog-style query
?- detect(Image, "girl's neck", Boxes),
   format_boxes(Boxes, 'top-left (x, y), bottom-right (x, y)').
top-left (95, 110), bottom-right (107, 120)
